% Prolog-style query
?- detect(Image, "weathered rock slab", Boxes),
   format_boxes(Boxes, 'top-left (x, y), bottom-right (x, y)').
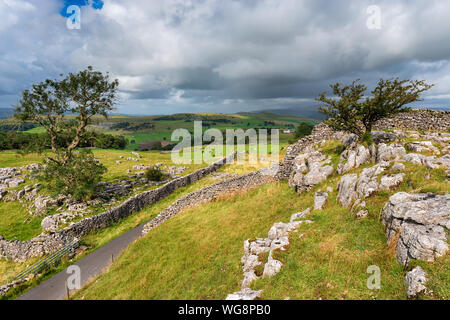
top-left (381, 192), bottom-right (449, 265)
top-left (405, 266), bottom-right (427, 299)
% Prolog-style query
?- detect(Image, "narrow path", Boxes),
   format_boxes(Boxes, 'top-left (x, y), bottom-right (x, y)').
top-left (17, 224), bottom-right (144, 300)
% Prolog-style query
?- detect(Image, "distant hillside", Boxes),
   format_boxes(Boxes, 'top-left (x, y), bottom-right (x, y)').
top-left (244, 107), bottom-right (326, 120)
top-left (236, 111), bottom-right (319, 124)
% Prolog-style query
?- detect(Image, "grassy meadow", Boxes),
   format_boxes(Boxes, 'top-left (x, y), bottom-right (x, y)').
top-left (71, 140), bottom-right (449, 300)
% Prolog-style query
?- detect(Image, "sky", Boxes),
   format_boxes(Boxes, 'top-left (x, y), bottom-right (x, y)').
top-left (1, 0), bottom-right (450, 116)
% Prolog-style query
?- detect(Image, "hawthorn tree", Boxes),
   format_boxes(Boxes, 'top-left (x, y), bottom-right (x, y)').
top-left (294, 122), bottom-right (314, 139)
top-left (14, 66), bottom-right (119, 165)
top-left (316, 78), bottom-right (434, 139)
top-left (14, 66), bottom-right (119, 200)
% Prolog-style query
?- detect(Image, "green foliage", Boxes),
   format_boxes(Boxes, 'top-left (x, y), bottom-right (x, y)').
top-left (317, 78), bottom-right (434, 139)
top-left (0, 122), bottom-right (38, 132)
top-left (39, 150), bottom-right (106, 201)
top-left (12, 67), bottom-right (119, 199)
top-left (294, 122), bottom-right (314, 139)
top-left (0, 131), bottom-right (126, 151)
top-left (94, 133), bottom-right (127, 149)
top-left (14, 66), bottom-right (119, 165)
top-left (361, 131), bottom-right (374, 146)
top-left (145, 166), bottom-right (165, 182)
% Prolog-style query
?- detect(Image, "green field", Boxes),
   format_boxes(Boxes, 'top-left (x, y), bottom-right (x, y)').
top-left (2, 112), bottom-right (316, 151)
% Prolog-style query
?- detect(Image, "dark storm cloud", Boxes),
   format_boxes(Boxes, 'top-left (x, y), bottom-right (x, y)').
top-left (1, 0), bottom-right (450, 115)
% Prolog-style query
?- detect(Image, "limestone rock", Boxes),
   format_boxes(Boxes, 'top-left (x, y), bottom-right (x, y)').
top-left (356, 209), bottom-right (369, 219)
top-left (6, 177), bottom-right (25, 188)
top-left (337, 144), bottom-right (371, 174)
top-left (33, 195), bottom-right (58, 215)
top-left (379, 173), bottom-right (404, 190)
top-left (376, 143), bottom-right (406, 163)
top-left (403, 153), bottom-right (450, 169)
top-left (355, 162), bottom-right (390, 198)
top-left (262, 258), bottom-right (283, 277)
top-left (391, 162), bottom-right (405, 171)
top-left (405, 266), bottom-right (427, 299)
top-left (341, 133), bottom-right (359, 146)
top-left (407, 141), bottom-right (439, 154)
top-left (288, 149), bottom-right (334, 192)
top-left (131, 152), bottom-right (141, 159)
top-left (242, 254), bottom-right (261, 273)
top-left (371, 131), bottom-right (398, 144)
top-left (381, 192), bottom-right (450, 265)
top-left (314, 192), bottom-right (328, 210)
top-left (290, 208), bottom-right (311, 222)
top-left (226, 288), bottom-right (263, 300)
top-left (337, 174), bottom-right (358, 208)
top-left (337, 162), bottom-right (398, 209)
top-left (41, 215), bottom-right (58, 233)
top-left (267, 221), bottom-right (305, 240)
top-left (241, 271), bottom-right (258, 289)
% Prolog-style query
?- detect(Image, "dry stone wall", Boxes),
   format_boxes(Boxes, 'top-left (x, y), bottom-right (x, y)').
top-left (0, 152), bottom-right (236, 262)
top-left (142, 165), bottom-right (278, 234)
top-left (373, 109), bottom-right (450, 132)
top-left (275, 123), bottom-right (339, 180)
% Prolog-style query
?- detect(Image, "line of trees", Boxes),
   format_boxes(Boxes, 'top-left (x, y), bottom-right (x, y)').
top-left (0, 131), bottom-right (127, 151)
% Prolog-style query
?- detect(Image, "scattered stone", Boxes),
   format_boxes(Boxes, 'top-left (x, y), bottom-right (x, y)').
top-left (403, 153), bottom-right (450, 169)
top-left (337, 174), bottom-right (358, 209)
top-left (371, 131), bottom-right (398, 144)
top-left (405, 266), bottom-right (427, 299)
top-left (290, 208), bottom-right (311, 222)
top-left (337, 161), bottom-right (400, 209)
top-left (230, 207), bottom-right (312, 298)
top-left (226, 288), bottom-right (263, 300)
top-left (376, 143), bottom-right (406, 163)
top-left (133, 164), bottom-right (151, 170)
top-left (407, 141), bottom-right (439, 154)
top-left (96, 181), bottom-right (132, 199)
top-left (391, 162), bottom-right (405, 171)
top-left (379, 173), bottom-right (405, 190)
top-left (288, 149), bottom-right (334, 192)
top-left (356, 209), bottom-right (369, 219)
top-left (314, 191), bottom-right (328, 210)
top-left (341, 133), bottom-right (359, 146)
top-left (262, 257), bottom-right (283, 277)
top-left (337, 143), bottom-right (371, 174)
top-left (33, 195), bottom-right (58, 215)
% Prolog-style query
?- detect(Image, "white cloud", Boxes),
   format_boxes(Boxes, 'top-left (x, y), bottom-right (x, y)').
top-left (1, 0), bottom-right (450, 114)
